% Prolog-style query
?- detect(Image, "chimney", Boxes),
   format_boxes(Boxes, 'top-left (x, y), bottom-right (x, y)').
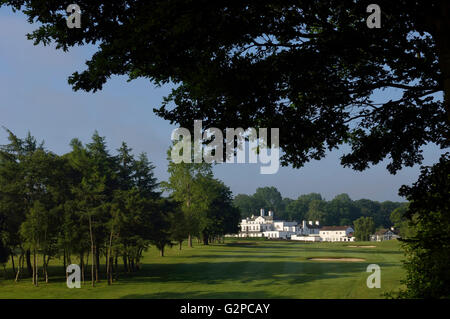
top-left (268, 210), bottom-right (273, 217)
top-left (302, 220), bottom-right (307, 228)
top-left (308, 221), bottom-right (313, 225)
top-left (260, 208), bottom-right (265, 216)
top-left (315, 221), bottom-right (320, 226)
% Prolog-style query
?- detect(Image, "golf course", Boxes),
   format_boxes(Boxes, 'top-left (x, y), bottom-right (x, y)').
top-left (0, 239), bottom-right (405, 299)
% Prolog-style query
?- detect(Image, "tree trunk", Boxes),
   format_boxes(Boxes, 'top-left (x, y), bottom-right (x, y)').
top-left (107, 226), bottom-right (114, 285)
top-left (188, 234), bottom-right (192, 248)
top-left (95, 246), bottom-right (100, 282)
top-left (42, 254), bottom-right (46, 282)
top-left (203, 233), bottom-right (209, 245)
top-left (179, 240), bottom-right (183, 250)
top-left (114, 255), bottom-right (118, 281)
top-left (32, 248), bottom-right (38, 286)
top-left (80, 253), bottom-right (85, 284)
top-left (160, 246), bottom-right (164, 257)
top-left (63, 249), bottom-right (67, 280)
top-left (26, 249), bottom-right (32, 277)
top-left (10, 253), bottom-right (16, 275)
top-left (15, 253), bottom-right (24, 282)
top-left (88, 214), bottom-right (95, 287)
top-left (123, 254), bottom-right (128, 273)
top-left (44, 255), bottom-right (49, 283)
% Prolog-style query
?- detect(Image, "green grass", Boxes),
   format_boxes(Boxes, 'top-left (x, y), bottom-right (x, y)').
top-left (0, 239), bottom-right (406, 298)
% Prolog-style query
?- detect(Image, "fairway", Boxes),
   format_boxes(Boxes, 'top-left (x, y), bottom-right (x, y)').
top-left (0, 239), bottom-right (405, 299)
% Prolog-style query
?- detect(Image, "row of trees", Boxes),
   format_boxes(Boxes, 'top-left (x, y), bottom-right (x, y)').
top-left (234, 187), bottom-right (406, 228)
top-left (0, 130), bottom-right (239, 286)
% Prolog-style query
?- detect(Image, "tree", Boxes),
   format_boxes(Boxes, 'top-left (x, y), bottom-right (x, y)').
top-left (390, 205), bottom-right (416, 239)
top-left (67, 133), bottom-right (114, 286)
top-left (2, 1), bottom-right (448, 172)
top-left (285, 197), bottom-right (309, 222)
top-left (169, 204), bottom-right (189, 250)
top-left (133, 152), bottom-right (160, 199)
top-left (396, 153), bottom-right (450, 298)
top-left (353, 216), bottom-right (376, 241)
top-left (195, 176), bottom-right (240, 245)
top-left (147, 199), bottom-right (178, 257)
top-left (326, 194), bottom-right (361, 226)
top-left (233, 194), bottom-right (264, 218)
top-left (253, 187), bottom-right (283, 214)
top-left (161, 146), bottom-right (213, 248)
top-left (306, 199), bottom-right (327, 224)
top-left (19, 201), bottom-right (47, 286)
top-left (0, 129), bottom-right (46, 278)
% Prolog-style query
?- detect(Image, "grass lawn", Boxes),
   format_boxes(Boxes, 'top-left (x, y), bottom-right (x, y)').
top-left (0, 239), bottom-right (406, 299)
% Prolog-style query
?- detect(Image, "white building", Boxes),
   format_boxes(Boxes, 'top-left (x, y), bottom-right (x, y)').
top-left (239, 209), bottom-right (324, 240)
top-left (319, 226), bottom-right (355, 242)
top-left (239, 209), bottom-right (276, 238)
top-left (299, 220), bottom-right (320, 235)
top-left (238, 210), bottom-right (357, 243)
top-left (291, 234), bottom-right (322, 241)
top-left (371, 228), bottom-right (400, 241)
top-left (291, 220), bottom-right (321, 241)
top-left (239, 209), bottom-right (302, 239)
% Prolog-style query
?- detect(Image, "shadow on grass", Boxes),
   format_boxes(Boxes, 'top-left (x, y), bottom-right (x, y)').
top-left (207, 247), bottom-right (403, 256)
top-left (115, 260), bottom-right (398, 286)
top-left (120, 290), bottom-right (279, 299)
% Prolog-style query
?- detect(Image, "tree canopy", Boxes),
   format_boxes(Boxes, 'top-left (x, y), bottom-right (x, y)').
top-left (2, 0), bottom-right (448, 172)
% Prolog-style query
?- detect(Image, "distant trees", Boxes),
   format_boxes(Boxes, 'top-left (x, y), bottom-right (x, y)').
top-left (234, 188), bottom-right (406, 229)
top-left (233, 187), bottom-right (283, 219)
top-left (252, 187), bottom-right (284, 214)
top-left (353, 217), bottom-right (376, 241)
top-left (0, 129), bottom-right (239, 286)
top-left (233, 194), bottom-right (265, 218)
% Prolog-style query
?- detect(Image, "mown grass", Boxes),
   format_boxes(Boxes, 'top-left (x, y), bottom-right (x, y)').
top-left (0, 239), bottom-right (405, 299)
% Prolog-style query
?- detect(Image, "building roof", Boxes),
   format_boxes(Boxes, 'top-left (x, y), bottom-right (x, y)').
top-left (374, 228), bottom-right (397, 236)
top-left (320, 226), bottom-right (351, 231)
top-left (305, 224), bottom-right (321, 229)
top-left (245, 215), bottom-right (273, 221)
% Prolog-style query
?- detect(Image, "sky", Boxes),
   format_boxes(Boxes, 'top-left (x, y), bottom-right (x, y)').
top-left (0, 7), bottom-right (446, 202)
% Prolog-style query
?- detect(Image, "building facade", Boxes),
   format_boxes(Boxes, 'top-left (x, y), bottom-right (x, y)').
top-left (238, 208), bottom-right (322, 239)
top-left (237, 209), bottom-right (359, 242)
top-left (371, 228), bottom-right (399, 241)
top-left (319, 226), bottom-right (355, 242)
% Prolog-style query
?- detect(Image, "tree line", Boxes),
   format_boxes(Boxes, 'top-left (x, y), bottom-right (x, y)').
top-left (0, 129), bottom-right (239, 286)
top-left (234, 187), bottom-right (406, 229)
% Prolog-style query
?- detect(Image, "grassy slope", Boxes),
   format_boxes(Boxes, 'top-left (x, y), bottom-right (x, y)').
top-left (0, 239), bottom-right (405, 299)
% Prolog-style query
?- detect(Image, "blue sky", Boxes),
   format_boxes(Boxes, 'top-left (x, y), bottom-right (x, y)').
top-left (0, 7), bottom-right (445, 202)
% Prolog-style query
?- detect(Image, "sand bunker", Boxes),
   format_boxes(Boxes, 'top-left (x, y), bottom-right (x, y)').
top-left (308, 257), bottom-right (366, 262)
top-left (347, 245), bottom-right (376, 248)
